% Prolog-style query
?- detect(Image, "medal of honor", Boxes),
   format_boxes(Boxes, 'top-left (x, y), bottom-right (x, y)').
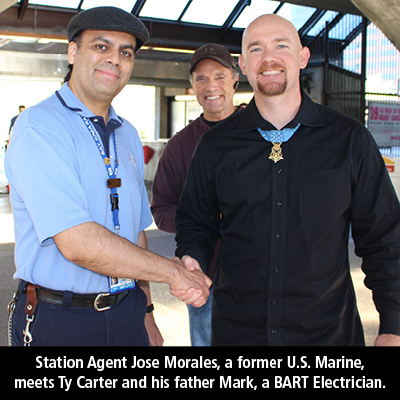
top-left (269, 142), bottom-right (284, 163)
top-left (258, 123), bottom-right (300, 164)
top-left (104, 157), bottom-right (111, 165)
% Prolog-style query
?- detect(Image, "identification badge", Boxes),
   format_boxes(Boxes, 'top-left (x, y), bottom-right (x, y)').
top-left (108, 276), bottom-right (136, 294)
top-left (107, 178), bottom-right (122, 188)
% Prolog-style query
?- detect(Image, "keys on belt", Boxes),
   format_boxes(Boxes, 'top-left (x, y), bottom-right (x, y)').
top-left (22, 283), bottom-right (128, 312)
top-left (14, 282), bottom-right (129, 346)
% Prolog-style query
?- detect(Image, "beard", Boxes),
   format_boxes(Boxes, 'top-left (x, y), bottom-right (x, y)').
top-left (256, 62), bottom-right (287, 96)
top-left (257, 78), bottom-right (287, 96)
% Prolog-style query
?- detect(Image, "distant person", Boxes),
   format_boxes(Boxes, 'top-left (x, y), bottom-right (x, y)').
top-left (9, 105), bottom-right (25, 134)
top-left (151, 43), bottom-right (243, 346)
top-left (6, 105), bottom-right (25, 151)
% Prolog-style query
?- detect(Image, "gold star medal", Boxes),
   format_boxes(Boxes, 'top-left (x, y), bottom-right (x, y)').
top-left (104, 157), bottom-right (111, 165)
top-left (269, 142), bottom-right (284, 163)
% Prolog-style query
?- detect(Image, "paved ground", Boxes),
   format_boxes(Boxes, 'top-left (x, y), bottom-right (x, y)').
top-left (0, 189), bottom-right (379, 346)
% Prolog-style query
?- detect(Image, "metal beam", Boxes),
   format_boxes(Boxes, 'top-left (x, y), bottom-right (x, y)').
top-left (131, 0), bottom-right (147, 16)
top-left (222, 0), bottom-right (251, 35)
top-left (178, 0), bottom-right (193, 22)
top-left (0, 5), bottom-right (243, 53)
top-left (306, 12), bottom-right (345, 48)
top-left (360, 16), bottom-right (367, 123)
top-left (298, 9), bottom-right (326, 37)
top-left (274, 3), bottom-right (284, 14)
top-left (287, 0), bottom-right (363, 15)
top-left (18, 0), bottom-right (29, 21)
top-left (141, 17), bottom-right (243, 53)
top-left (0, 5), bottom-right (76, 38)
top-left (341, 18), bottom-right (370, 50)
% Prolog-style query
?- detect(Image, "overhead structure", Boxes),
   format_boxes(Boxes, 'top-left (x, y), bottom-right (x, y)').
top-left (351, 0), bottom-right (400, 51)
top-left (0, 0), bottom-right (365, 54)
top-left (0, 0), bottom-right (399, 127)
top-left (0, 1), bottom-right (398, 57)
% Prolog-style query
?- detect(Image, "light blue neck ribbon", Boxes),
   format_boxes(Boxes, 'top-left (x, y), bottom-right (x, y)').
top-left (257, 123), bottom-right (300, 143)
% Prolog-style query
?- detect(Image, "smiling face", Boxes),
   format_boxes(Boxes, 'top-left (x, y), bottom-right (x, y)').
top-left (191, 58), bottom-right (238, 121)
top-left (67, 30), bottom-right (136, 115)
top-left (239, 14), bottom-right (310, 100)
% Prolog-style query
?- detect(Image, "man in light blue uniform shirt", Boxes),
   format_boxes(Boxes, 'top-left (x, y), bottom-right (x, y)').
top-left (5, 6), bottom-right (211, 346)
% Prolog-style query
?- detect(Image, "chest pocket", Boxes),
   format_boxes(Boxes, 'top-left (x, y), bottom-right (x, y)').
top-left (300, 169), bottom-right (351, 223)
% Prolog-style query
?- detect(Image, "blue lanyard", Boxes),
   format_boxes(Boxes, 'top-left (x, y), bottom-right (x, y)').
top-left (82, 116), bottom-right (120, 234)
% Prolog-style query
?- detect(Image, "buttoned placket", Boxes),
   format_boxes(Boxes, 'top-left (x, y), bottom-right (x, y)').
top-left (267, 145), bottom-right (288, 346)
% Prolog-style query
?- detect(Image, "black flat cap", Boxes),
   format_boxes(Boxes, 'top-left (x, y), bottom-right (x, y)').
top-left (67, 6), bottom-right (150, 52)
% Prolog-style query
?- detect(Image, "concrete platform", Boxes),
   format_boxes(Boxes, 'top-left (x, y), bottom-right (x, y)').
top-left (0, 191), bottom-right (379, 346)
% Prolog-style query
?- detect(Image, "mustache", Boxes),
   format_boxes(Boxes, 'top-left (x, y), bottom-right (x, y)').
top-left (257, 62), bottom-right (286, 74)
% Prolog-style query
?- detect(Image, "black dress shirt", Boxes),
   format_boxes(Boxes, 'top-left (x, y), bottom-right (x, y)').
top-left (175, 91), bottom-right (400, 346)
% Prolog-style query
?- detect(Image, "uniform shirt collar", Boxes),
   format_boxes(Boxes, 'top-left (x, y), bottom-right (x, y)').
top-left (236, 89), bottom-right (324, 132)
top-left (56, 82), bottom-right (123, 125)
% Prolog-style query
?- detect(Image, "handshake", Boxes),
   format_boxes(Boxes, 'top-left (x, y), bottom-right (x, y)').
top-left (169, 256), bottom-right (212, 308)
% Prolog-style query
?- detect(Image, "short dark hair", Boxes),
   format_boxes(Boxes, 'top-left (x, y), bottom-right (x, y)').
top-left (63, 33), bottom-right (83, 83)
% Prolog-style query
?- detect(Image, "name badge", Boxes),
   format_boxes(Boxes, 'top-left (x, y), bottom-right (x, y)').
top-left (108, 277), bottom-right (136, 294)
top-left (107, 178), bottom-right (122, 188)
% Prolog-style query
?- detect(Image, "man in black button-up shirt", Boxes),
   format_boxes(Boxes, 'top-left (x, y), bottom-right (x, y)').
top-left (175, 14), bottom-right (400, 346)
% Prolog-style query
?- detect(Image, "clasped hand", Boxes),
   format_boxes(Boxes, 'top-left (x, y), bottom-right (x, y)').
top-left (170, 256), bottom-right (212, 308)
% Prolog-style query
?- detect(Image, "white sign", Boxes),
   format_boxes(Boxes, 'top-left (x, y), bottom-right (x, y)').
top-left (368, 102), bottom-right (400, 147)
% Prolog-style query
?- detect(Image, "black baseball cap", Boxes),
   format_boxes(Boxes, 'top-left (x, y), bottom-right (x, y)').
top-left (67, 6), bottom-right (150, 52)
top-left (189, 43), bottom-right (236, 74)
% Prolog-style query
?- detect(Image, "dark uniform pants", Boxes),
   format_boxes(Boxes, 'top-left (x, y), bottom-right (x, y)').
top-left (11, 281), bottom-right (149, 346)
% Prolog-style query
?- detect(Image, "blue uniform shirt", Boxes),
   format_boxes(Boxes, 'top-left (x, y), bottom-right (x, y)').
top-left (5, 83), bottom-right (153, 293)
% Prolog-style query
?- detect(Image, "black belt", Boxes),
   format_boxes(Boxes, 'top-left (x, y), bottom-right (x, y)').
top-left (22, 282), bottom-right (128, 312)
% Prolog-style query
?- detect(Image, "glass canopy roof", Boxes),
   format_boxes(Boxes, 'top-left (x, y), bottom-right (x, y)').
top-left (25, 0), bottom-right (357, 37)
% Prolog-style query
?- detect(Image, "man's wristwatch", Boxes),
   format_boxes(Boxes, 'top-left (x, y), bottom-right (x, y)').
top-left (146, 304), bottom-right (154, 314)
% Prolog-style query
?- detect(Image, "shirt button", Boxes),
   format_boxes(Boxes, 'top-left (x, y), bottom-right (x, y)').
top-left (274, 267), bottom-right (279, 273)
top-left (275, 234), bottom-right (281, 238)
top-left (272, 299), bottom-right (277, 305)
top-left (276, 201), bottom-right (282, 206)
top-left (277, 169), bottom-right (282, 174)
top-left (271, 329), bottom-right (277, 334)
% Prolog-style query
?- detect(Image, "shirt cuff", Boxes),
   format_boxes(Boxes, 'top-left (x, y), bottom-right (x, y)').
top-left (175, 248), bottom-right (209, 274)
top-left (379, 309), bottom-right (400, 336)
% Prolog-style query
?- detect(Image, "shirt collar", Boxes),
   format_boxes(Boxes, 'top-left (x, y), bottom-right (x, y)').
top-left (56, 82), bottom-right (123, 125)
top-left (236, 89), bottom-right (324, 132)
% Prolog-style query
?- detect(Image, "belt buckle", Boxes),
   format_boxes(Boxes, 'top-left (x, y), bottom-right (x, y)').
top-left (94, 293), bottom-right (111, 312)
